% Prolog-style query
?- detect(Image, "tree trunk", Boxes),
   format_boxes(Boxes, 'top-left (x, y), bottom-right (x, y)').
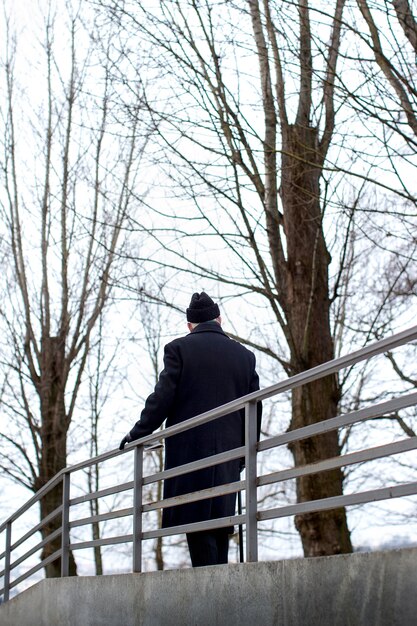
top-left (35, 337), bottom-right (77, 577)
top-left (281, 123), bottom-right (352, 556)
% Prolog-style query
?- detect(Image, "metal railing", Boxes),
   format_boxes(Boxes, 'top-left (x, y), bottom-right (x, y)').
top-left (1, 325), bottom-right (417, 602)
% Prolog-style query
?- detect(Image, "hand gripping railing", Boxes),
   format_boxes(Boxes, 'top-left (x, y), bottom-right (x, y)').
top-left (1, 324), bottom-right (417, 602)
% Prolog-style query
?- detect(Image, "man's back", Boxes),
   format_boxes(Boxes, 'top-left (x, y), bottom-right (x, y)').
top-left (166, 322), bottom-right (257, 428)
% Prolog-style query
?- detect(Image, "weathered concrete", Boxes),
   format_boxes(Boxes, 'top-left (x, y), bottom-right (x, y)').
top-left (1, 547), bottom-right (416, 626)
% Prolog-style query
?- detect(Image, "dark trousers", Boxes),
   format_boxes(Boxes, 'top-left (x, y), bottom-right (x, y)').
top-left (186, 528), bottom-right (229, 567)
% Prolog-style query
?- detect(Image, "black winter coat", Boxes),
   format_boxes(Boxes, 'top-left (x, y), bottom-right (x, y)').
top-left (129, 322), bottom-right (262, 529)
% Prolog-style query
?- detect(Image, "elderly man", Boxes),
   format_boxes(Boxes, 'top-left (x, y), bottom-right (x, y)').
top-left (120, 292), bottom-right (262, 567)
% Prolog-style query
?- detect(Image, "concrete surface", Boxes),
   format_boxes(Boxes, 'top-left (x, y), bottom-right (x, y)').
top-left (1, 547), bottom-right (416, 625)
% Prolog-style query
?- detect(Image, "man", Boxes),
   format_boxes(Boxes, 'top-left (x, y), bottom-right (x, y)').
top-left (119, 292), bottom-right (262, 567)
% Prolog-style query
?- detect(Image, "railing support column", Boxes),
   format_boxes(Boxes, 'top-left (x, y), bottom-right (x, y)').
top-left (4, 521), bottom-right (12, 601)
top-left (61, 472), bottom-right (70, 577)
top-left (133, 445), bottom-right (143, 573)
top-left (245, 401), bottom-right (258, 562)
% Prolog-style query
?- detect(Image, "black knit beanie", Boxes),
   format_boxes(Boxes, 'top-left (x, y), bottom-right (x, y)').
top-left (186, 292), bottom-right (220, 323)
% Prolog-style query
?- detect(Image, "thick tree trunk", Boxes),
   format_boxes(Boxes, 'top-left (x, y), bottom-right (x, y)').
top-left (281, 124), bottom-right (353, 556)
top-left (35, 337), bottom-right (77, 577)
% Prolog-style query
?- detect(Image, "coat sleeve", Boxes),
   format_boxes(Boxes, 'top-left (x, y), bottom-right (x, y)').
top-left (129, 341), bottom-right (182, 441)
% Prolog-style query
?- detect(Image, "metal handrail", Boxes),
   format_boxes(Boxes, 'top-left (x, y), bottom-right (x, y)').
top-left (1, 324), bottom-right (417, 601)
top-left (2, 323), bottom-right (416, 534)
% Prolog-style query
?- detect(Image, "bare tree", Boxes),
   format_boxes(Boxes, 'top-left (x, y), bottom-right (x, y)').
top-left (356, 0), bottom-right (417, 144)
top-left (340, 0), bottom-right (417, 375)
top-left (98, 0), bottom-right (355, 557)
top-left (0, 4), bottom-right (148, 576)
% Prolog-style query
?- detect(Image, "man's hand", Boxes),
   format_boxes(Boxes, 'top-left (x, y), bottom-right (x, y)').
top-left (119, 433), bottom-right (132, 450)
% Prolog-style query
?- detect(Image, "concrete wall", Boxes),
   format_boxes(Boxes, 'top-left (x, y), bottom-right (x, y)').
top-left (1, 547), bottom-right (416, 626)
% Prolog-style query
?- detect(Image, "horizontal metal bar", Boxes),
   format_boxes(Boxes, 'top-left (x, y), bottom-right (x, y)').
top-left (258, 392), bottom-right (417, 452)
top-left (71, 516), bottom-right (246, 546)
top-left (258, 437), bottom-right (417, 487)
top-left (143, 446), bottom-right (245, 486)
top-left (69, 507), bottom-right (133, 529)
top-left (70, 481), bottom-right (134, 506)
top-left (14, 531), bottom-right (61, 573)
top-left (70, 534), bottom-right (133, 551)
top-left (143, 480), bottom-right (245, 512)
top-left (59, 443), bottom-right (159, 478)
top-left (9, 505), bottom-right (63, 554)
top-left (0, 513), bottom-right (62, 591)
top-left (257, 325), bottom-right (417, 404)
top-left (0, 474), bottom-right (64, 534)
top-left (9, 528), bottom-right (62, 572)
top-left (9, 549), bottom-right (61, 591)
top-left (143, 514), bottom-right (245, 540)
top-left (258, 481), bottom-right (417, 522)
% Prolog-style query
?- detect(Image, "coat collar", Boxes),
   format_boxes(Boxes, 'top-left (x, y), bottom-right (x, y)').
top-left (189, 321), bottom-right (227, 336)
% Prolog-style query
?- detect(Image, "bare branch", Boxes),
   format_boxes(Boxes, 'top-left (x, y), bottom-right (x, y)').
top-left (393, 0), bottom-right (417, 53)
top-left (357, 0), bottom-right (417, 137)
top-left (319, 0), bottom-right (346, 159)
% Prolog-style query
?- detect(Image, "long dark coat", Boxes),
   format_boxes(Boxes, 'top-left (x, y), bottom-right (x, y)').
top-left (129, 322), bottom-right (262, 529)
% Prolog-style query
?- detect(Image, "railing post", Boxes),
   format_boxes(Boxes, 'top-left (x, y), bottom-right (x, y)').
top-left (4, 521), bottom-right (12, 601)
top-left (61, 472), bottom-right (70, 577)
top-left (133, 445), bottom-right (143, 573)
top-left (245, 400), bottom-right (258, 562)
